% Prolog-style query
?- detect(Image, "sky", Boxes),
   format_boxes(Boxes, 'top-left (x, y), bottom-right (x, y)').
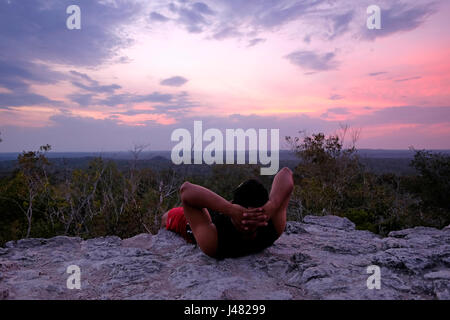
top-left (0, 0), bottom-right (449, 152)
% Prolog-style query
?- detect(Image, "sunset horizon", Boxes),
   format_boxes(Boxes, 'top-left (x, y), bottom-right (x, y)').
top-left (1, 0), bottom-right (449, 152)
top-left (1, 0), bottom-right (450, 304)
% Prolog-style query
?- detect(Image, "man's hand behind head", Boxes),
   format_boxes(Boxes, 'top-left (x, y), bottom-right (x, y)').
top-left (241, 207), bottom-right (269, 231)
top-left (229, 204), bottom-right (268, 233)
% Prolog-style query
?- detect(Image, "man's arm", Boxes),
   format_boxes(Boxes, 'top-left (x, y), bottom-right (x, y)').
top-left (264, 167), bottom-right (294, 219)
top-left (180, 181), bottom-right (234, 215)
top-left (180, 182), bottom-right (264, 232)
top-left (242, 167), bottom-right (294, 226)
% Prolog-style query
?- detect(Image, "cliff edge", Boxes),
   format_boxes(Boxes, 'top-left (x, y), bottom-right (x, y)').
top-left (0, 215), bottom-right (449, 300)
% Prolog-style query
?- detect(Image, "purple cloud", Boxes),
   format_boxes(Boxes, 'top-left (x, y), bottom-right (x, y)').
top-left (252, 0), bottom-right (326, 29)
top-left (160, 76), bottom-right (189, 87)
top-left (97, 92), bottom-right (173, 107)
top-left (0, 60), bottom-right (65, 90)
top-left (0, 92), bottom-right (60, 109)
top-left (0, 59), bottom-right (65, 108)
top-left (285, 50), bottom-right (339, 72)
top-left (394, 76), bottom-right (422, 82)
top-left (71, 82), bottom-right (121, 94)
top-left (66, 93), bottom-right (95, 107)
top-left (362, 2), bottom-right (437, 40)
top-left (0, 0), bottom-right (142, 67)
top-left (349, 106), bottom-right (450, 126)
top-left (329, 94), bottom-right (345, 101)
top-left (192, 2), bottom-right (215, 15)
top-left (213, 27), bottom-right (241, 40)
top-left (248, 38), bottom-right (266, 47)
top-left (368, 72), bottom-right (388, 77)
top-left (328, 11), bottom-right (354, 39)
top-left (174, 4), bottom-right (210, 33)
top-left (150, 12), bottom-right (170, 22)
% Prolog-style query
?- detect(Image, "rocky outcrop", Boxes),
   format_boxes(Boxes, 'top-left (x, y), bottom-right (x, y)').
top-left (0, 215), bottom-right (449, 300)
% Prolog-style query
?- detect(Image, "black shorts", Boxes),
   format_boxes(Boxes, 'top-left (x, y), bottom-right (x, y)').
top-left (209, 210), bottom-right (279, 260)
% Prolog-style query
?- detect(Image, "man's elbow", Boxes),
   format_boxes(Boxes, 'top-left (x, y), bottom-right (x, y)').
top-left (180, 181), bottom-right (192, 204)
top-left (280, 167), bottom-right (294, 190)
top-left (280, 167), bottom-right (293, 176)
top-left (180, 181), bottom-right (191, 193)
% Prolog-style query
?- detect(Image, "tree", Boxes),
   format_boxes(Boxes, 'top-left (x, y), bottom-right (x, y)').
top-left (16, 145), bottom-right (52, 238)
top-left (285, 126), bottom-right (414, 234)
top-left (285, 126), bottom-right (363, 216)
top-left (408, 148), bottom-right (450, 226)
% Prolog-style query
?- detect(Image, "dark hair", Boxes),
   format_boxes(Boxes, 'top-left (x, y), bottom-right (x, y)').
top-left (232, 179), bottom-right (269, 208)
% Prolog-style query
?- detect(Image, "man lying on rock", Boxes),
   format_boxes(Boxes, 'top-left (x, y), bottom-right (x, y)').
top-left (161, 167), bottom-right (294, 260)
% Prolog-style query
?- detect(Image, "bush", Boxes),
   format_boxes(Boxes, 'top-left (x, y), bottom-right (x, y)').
top-left (285, 129), bottom-right (449, 235)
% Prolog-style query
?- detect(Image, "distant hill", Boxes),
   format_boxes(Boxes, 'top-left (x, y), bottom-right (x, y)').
top-left (1, 149), bottom-right (449, 176)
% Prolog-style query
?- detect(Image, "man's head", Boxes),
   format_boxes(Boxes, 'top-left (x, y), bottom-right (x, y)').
top-left (232, 179), bottom-right (269, 208)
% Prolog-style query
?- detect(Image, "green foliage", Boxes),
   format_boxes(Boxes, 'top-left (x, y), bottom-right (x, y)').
top-left (1, 136), bottom-right (449, 245)
top-left (0, 151), bottom-right (182, 245)
top-left (0, 148), bottom-right (274, 245)
top-left (286, 130), bottom-right (450, 235)
top-left (410, 150), bottom-right (450, 209)
top-left (404, 149), bottom-right (450, 227)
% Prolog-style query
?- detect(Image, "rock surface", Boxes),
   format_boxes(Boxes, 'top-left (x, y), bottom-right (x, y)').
top-left (0, 215), bottom-right (448, 300)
